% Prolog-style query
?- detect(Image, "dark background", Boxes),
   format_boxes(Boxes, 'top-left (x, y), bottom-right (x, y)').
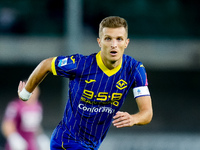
top-left (0, 0), bottom-right (199, 37)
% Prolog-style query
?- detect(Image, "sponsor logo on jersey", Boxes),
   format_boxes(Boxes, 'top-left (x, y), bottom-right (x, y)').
top-left (85, 79), bottom-right (96, 84)
top-left (78, 104), bottom-right (114, 114)
top-left (58, 58), bottom-right (68, 67)
top-left (58, 56), bottom-right (75, 67)
top-left (116, 79), bottom-right (127, 90)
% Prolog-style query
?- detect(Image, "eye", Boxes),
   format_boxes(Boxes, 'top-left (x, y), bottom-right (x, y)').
top-left (105, 37), bottom-right (111, 41)
top-left (117, 37), bottom-right (123, 41)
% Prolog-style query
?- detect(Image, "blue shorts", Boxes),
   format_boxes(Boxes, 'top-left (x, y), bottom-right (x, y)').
top-left (50, 125), bottom-right (97, 150)
top-left (50, 140), bottom-right (93, 150)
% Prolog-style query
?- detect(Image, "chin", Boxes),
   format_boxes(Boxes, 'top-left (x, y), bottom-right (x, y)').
top-left (110, 56), bottom-right (121, 61)
top-left (110, 58), bottom-right (119, 63)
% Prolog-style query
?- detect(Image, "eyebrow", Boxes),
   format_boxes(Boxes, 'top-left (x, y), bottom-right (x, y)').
top-left (104, 35), bottom-right (124, 38)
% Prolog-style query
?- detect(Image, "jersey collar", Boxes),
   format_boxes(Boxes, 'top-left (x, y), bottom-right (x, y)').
top-left (96, 52), bottom-right (122, 77)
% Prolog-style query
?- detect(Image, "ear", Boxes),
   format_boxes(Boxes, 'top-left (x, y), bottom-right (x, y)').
top-left (124, 38), bottom-right (130, 49)
top-left (97, 38), bottom-right (101, 48)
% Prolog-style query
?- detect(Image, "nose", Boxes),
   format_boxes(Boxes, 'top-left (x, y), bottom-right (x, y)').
top-left (111, 40), bottom-right (117, 49)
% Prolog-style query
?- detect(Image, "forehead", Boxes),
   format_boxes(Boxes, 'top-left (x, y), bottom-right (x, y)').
top-left (101, 27), bottom-right (127, 37)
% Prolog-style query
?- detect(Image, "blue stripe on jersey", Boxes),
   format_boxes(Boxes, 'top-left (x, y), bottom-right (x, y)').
top-left (51, 52), bottom-right (148, 149)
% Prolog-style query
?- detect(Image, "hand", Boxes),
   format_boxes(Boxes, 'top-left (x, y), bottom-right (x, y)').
top-left (18, 81), bottom-right (26, 98)
top-left (112, 111), bottom-right (135, 128)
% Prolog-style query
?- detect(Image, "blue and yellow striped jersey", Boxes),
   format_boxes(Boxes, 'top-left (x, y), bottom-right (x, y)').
top-left (51, 52), bottom-right (148, 149)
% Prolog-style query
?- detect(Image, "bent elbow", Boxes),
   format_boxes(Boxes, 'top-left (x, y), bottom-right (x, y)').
top-left (138, 109), bottom-right (153, 126)
top-left (146, 112), bottom-right (153, 124)
top-left (145, 109), bottom-right (153, 125)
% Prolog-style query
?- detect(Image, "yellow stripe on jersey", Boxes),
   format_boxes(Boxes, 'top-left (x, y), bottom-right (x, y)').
top-left (62, 142), bottom-right (66, 150)
top-left (51, 57), bottom-right (57, 75)
top-left (96, 52), bottom-right (122, 77)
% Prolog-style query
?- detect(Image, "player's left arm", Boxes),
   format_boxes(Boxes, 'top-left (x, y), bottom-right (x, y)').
top-left (113, 95), bottom-right (153, 128)
top-left (113, 62), bottom-right (153, 128)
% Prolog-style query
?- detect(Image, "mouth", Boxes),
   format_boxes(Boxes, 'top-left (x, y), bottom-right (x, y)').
top-left (110, 50), bottom-right (117, 56)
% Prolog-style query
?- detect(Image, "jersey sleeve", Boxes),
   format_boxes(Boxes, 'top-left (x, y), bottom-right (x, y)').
top-left (51, 54), bottom-right (78, 78)
top-left (132, 62), bottom-right (148, 88)
top-left (132, 62), bottom-right (150, 98)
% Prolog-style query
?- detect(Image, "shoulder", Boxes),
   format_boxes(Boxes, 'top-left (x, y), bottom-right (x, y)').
top-left (73, 53), bottom-right (97, 65)
top-left (76, 53), bottom-right (97, 60)
top-left (123, 54), bottom-right (141, 67)
top-left (56, 53), bottom-right (96, 63)
top-left (52, 53), bottom-right (96, 74)
top-left (7, 98), bottom-right (21, 108)
top-left (122, 54), bottom-right (147, 74)
top-left (4, 99), bottom-right (20, 118)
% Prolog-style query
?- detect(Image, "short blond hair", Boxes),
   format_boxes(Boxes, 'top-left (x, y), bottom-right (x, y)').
top-left (99, 16), bottom-right (128, 38)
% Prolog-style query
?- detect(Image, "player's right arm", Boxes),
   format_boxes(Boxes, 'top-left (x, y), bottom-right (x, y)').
top-left (18, 58), bottom-right (54, 101)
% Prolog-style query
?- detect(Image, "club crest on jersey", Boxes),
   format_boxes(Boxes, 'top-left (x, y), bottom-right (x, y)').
top-left (58, 58), bottom-right (68, 67)
top-left (116, 79), bottom-right (127, 90)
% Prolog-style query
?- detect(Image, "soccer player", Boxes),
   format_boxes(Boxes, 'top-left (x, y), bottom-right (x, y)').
top-left (2, 86), bottom-right (50, 150)
top-left (18, 16), bottom-right (153, 150)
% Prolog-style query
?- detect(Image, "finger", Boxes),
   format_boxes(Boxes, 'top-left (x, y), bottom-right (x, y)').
top-left (18, 81), bottom-right (22, 93)
top-left (113, 114), bottom-right (126, 124)
top-left (18, 81), bottom-right (26, 93)
top-left (22, 81), bottom-right (26, 88)
top-left (114, 122), bottom-right (129, 128)
top-left (116, 111), bottom-right (123, 115)
top-left (113, 117), bottom-right (131, 128)
top-left (113, 111), bottom-right (124, 119)
top-left (113, 112), bottom-right (131, 127)
top-left (113, 119), bottom-right (128, 128)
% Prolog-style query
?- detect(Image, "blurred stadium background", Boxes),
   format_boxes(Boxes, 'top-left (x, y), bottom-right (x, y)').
top-left (0, 0), bottom-right (200, 149)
